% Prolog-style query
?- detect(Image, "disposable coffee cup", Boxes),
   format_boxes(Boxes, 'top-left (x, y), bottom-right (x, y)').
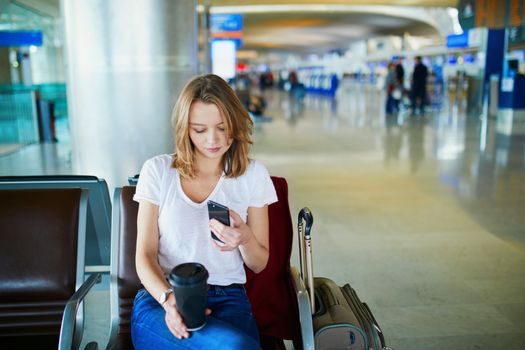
top-left (168, 262), bottom-right (209, 331)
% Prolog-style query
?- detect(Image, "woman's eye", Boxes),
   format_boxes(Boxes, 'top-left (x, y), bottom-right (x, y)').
top-left (218, 127), bottom-right (225, 132)
top-left (193, 129), bottom-right (205, 134)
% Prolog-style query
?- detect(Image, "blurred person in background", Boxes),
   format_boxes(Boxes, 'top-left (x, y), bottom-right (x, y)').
top-left (385, 62), bottom-right (401, 115)
top-left (395, 58), bottom-right (405, 88)
top-left (410, 56), bottom-right (428, 115)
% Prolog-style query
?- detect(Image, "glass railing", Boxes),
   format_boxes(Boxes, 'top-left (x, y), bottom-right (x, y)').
top-left (36, 83), bottom-right (68, 119)
top-left (0, 83), bottom-right (67, 144)
top-left (0, 88), bottom-right (38, 144)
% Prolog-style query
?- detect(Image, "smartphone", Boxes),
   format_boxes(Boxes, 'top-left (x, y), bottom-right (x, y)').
top-left (207, 200), bottom-right (230, 244)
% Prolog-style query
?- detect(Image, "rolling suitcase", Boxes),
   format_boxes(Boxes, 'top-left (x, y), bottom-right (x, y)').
top-left (298, 208), bottom-right (390, 350)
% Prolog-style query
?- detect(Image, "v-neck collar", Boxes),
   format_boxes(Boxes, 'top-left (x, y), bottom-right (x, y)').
top-left (176, 171), bottom-right (225, 208)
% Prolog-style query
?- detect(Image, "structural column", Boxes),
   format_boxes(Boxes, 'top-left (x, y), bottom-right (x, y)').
top-left (61, 0), bottom-right (198, 189)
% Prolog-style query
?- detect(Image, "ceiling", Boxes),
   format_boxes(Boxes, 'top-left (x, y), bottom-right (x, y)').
top-left (237, 10), bottom-right (438, 52)
top-left (12, 0), bottom-right (457, 53)
top-left (202, 0), bottom-right (456, 6)
top-left (203, 1), bottom-right (457, 52)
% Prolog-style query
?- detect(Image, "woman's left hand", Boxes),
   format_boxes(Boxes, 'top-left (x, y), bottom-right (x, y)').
top-left (210, 209), bottom-right (253, 251)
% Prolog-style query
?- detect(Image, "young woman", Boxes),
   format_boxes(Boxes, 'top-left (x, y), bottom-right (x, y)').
top-left (131, 74), bottom-right (277, 349)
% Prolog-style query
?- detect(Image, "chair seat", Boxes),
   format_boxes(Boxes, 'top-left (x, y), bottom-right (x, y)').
top-left (0, 333), bottom-right (59, 349)
top-left (111, 334), bottom-right (133, 350)
top-left (260, 334), bottom-right (286, 350)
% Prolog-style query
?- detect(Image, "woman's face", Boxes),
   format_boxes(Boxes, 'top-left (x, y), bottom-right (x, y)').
top-left (188, 101), bottom-right (232, 162)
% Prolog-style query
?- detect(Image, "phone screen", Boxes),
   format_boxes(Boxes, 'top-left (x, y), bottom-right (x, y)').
top-left (207, 200), bottom-right (230, 244)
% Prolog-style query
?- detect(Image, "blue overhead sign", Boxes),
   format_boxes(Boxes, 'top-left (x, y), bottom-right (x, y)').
top-left (0, 31), bottom-right (43, 47)
top-left (210, 14), bottom-right (243, 32)
top-left (211, 37), bottom-right (242, 49)
top-left (446, 31), bottom-right (469, 49)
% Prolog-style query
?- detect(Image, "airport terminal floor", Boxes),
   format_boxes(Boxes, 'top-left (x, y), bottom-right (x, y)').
top-left (1, 84), bottom-right (525, 349)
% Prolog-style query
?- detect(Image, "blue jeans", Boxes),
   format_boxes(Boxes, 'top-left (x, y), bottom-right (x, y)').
top-left (131, 286), bottom-right (261, 350)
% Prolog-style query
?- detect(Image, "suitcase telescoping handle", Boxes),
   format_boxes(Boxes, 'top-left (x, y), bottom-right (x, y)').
top-left (298, 207), bottom-right (315, 313)
top-left (298, 208), bottom-right (313, 281)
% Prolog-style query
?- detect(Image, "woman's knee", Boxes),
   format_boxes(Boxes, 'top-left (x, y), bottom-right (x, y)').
top-left (201, 319), bottom-right (260, 350)
top-left (219, 334), bottom-right (260, 350)
top-left (214, 327), bottom-right (260, 350)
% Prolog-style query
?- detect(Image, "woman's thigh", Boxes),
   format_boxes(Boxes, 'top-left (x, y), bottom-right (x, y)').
top-left (131, 289), bottom-right (261, 350)
top-left (207, 286), bottom-right (260, 344)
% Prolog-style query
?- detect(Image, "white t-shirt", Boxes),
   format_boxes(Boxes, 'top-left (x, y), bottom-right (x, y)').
top-left (133, 154), bottom-right (278, 286)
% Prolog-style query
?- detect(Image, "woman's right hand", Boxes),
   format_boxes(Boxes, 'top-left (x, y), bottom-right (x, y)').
top-left (163, 294), bottom-right (189, 339)
top-left (162, 294), bottom-right (212, 339)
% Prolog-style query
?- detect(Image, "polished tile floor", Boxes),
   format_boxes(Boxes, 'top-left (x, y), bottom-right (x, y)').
top-left (1, 84), bottom-right (524, 349)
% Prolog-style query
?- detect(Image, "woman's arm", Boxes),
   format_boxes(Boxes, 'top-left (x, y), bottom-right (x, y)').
top-left (210, 205), bottom-right (270, 273)
top-left (135, 200), bottom-right (190, 339)
top-left (135, 201), bottom-right (169, 304)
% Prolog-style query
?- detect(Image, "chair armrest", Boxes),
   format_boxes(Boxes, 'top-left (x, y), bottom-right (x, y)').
top-left (58, 273), bottom-right (102, 350)
top-left (84, 342), bottom-right (99, 350)
top-left (290, 266), bottom-right (315, 350)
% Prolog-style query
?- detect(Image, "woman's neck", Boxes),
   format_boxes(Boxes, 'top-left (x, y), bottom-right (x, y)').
top-left (194, 155), bottom-right (222, 178)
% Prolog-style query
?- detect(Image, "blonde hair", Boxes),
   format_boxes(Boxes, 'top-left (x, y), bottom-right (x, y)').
top-left (172, 74), bottom-right (253, 179)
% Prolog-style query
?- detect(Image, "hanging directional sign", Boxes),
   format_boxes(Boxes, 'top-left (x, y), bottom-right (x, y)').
top-left (0, 31), bottom-right (43, 47)
top-left (210, 14), bottom-right (243, 48)
top-left (210, 14), bottom-right (243, 33)
top-left (446, 31), bottom-right (469, 48)
top-left (458, 0), bottom-right (525, 30)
